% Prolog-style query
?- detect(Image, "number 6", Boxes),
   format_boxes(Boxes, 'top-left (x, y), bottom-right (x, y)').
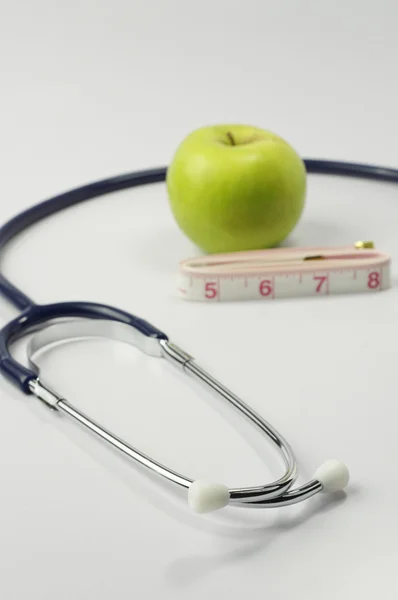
top-left (259, 279), bottom-right (273, 297)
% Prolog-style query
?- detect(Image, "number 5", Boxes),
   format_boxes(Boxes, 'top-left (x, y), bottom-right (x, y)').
top-left (205, 282), bottom-right (217, 299)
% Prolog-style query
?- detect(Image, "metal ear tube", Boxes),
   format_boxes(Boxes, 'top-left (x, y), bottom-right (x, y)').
top-left (26, 318), bottom-right (348, 514)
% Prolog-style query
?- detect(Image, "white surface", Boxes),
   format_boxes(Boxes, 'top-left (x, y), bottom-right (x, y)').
top-left (0, 1), bottom-right (397, 598)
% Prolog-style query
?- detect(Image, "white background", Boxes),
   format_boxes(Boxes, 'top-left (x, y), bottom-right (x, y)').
top-left (0, 1), bottom-right (397, 598)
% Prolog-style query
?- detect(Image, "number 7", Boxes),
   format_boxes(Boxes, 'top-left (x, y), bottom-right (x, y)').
top-left (314, 275), bottom-right (327, 293)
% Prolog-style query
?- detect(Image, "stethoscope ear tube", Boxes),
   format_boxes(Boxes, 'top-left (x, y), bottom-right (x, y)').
top-left (26, 315), bottom-right (349, 512)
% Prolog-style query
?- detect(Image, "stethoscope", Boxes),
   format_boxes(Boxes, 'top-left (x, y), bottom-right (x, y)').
top-left (0, 159), bottom-right (397, 515)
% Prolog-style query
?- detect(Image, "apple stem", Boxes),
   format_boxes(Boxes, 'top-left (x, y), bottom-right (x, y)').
top-left (226, 131), bottom-right (236, 146)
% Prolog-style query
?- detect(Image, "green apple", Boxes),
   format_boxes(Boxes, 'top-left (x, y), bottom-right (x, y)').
top-left (166, 124), bottom-right (307, 253)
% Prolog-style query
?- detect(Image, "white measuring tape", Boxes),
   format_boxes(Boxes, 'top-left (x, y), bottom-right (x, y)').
top-left (177, 242), bottom-right (391, 302)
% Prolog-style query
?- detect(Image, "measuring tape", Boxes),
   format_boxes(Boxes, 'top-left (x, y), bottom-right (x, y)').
top-left (176, 241), bottom-right (391, 302)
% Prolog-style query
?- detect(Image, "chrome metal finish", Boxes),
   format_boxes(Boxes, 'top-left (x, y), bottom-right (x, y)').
top-left (57, 399), bottom-right (192, 489)
top-left (27, 318), bottom-right (164, 374)
top-left (27, 321), bottom-right (324, 510)
top-left (238, 480), bottom-right (323, 508)
top-left (159, 339), bottom-right (193, 367)
top-left (28, 378), bottom-right (62, 408)
top-left (183, 360), bottom-right (297, 502)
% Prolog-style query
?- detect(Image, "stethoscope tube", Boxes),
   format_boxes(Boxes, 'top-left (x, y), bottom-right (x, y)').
top-left (0, 167), bottom-right (167, 311)
top-left (0, 301), bottom-right (168, 393)
top-left (304, 159), bottom-right (398, 182)
top-left (0, 158), bottom-right (396, 514)
top-left (1, 160), bottom-right (397, 313)
top-left (1, 158), bottom-right (397, 394)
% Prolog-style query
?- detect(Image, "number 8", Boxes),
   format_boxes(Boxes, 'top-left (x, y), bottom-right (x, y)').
top-left (368, 272), bottom-right (380, 289)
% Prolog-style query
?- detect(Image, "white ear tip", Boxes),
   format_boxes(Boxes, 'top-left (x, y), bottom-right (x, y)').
top-left (314, 460), bottom-right (350, 493)
top-left (188, 480), bottom-right (230, 513)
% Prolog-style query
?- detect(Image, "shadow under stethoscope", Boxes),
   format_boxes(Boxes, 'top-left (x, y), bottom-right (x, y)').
top-left (164, 488), bottom-right (356, 587)
top-left (3, 368), bottom-right (358, 586)
top-left (38, 389), bottom-right (354, 540)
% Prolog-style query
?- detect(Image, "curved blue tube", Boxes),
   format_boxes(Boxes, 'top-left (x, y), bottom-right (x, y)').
top-left (0, 159), bottom-right (397, 393)
top-left (0, 168), bottom-right (167, 311)
top-left (0, 301), bottom-right (168, 393)
top-left (1, 161), bottom-right (397, 311)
